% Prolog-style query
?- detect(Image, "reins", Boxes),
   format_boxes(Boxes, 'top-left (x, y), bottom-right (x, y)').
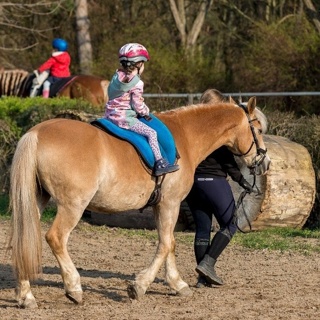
top-left (231, 104), bottom-right (267, 233)
top-left (233, 169), bottom-right (263, 233)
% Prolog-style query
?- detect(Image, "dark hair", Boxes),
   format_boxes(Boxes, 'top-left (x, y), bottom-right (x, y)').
top-left (200, 89), bottom-right (227, 104)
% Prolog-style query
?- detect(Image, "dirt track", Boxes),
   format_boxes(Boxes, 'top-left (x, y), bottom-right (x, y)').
top-left (1, 219), bottom-right (320, 320)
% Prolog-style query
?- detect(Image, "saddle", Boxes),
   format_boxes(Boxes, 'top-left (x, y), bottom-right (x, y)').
top-left (49, 76), bottom-right (77, 96)
top-left (27, 74), bottom-right (77, 97)
top-left (91, 115), bottom-right (179, 170)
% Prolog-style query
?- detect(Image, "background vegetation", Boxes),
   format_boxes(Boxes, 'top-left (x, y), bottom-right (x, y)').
top-left (0, 98), bottom-right (319, 228)
top-left (1, 0), bottom-right (320, 113)
top-left (0, 1), bottom-right (319, 228)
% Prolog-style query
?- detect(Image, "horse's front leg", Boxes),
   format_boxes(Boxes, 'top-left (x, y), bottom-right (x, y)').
top-left (127, 203), bottom-right (192, 299)
top-left (127, 239), bottom-right (167, 299)
top-left (165, 249), bottom-right (193, 297)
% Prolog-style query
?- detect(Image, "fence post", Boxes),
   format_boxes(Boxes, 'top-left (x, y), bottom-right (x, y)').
top-left (188, 94), bottom-right (194, 105)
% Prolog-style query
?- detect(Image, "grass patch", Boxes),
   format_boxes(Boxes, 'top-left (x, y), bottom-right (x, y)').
top-left (76, 224), bottom-right (320, 253)
top-left (0, 194), bottom-right (9, 217)
top-left (0, 193), bottom-right (56, 221)
top-left (232, 227), bottom-right (320, 253)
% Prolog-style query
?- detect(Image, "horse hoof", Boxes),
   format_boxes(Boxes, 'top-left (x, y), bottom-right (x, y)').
top-left (18, 298), bottom-right (38, 309)
top-left (177, 286), bottom-right (193, 297)
top-left (127, 283), bottom-right (145, 300)
top-left (66, 291), bottom-right (83, 304)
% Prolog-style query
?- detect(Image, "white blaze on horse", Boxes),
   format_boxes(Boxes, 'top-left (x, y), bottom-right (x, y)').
top-left (8, 96), bottom-right (270, 308)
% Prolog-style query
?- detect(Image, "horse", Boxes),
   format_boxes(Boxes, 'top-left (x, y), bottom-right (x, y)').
top-left (8, 96), bottom-right (271, 308)
top-left (0, 69), bottom-right (109, 106)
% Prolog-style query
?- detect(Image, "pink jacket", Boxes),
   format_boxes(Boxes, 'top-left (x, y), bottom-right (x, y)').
top-left (105, 70), bottom-right (150, 129)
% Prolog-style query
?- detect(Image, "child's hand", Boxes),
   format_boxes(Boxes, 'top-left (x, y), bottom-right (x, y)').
top-left (143, 115), bottom-right (152, 121)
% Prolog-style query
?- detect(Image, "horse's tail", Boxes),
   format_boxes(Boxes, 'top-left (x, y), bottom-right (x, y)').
top-left (0, 69), bottom-right (29, 96)
top-left (9, 130), bottom-right (42, 281)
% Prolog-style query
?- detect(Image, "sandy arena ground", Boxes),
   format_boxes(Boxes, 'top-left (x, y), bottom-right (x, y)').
top-left (1, 219), bottom-right (320, 320)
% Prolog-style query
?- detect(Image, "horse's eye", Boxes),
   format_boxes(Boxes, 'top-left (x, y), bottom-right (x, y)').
top-left (258, 129), bottom-right (263, 134)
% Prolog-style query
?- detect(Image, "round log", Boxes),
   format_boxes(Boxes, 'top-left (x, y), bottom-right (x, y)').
top-left (181, 135), bottom-right (316, 231)
top-left (242, 134), bottom-right (315, 230)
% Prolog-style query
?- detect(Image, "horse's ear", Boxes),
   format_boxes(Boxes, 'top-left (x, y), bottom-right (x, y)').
top-left (228, 95), bottom-right (237, 104)
top-left (101, 80), bottom-right (110, 102)
top-left (247, 96), bottom-right (257, 113)
top-left (101, 80), bottom-right (109, 90)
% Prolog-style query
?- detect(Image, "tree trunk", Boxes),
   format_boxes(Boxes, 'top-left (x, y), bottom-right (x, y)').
top-left (303, 0), bottom-right (320, 34)
top-left (168, 0), bottom-right (213, 56)
top-left (75, 0), bottom-right (93, 74)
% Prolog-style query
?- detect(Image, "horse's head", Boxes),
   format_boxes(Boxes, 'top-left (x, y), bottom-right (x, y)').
top-left (231, 96), bottom-right (271, 175)
top-left (200, 89), bottom-right (270, 175)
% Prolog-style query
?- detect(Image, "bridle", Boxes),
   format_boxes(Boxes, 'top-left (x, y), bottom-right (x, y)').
top-left (232, 104), bottom-right (268, 233)
top-left (232, 104), bottom-right (267, 174)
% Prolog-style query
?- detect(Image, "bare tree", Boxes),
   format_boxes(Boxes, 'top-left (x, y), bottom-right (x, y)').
top-left (0, 1), bottom-right (66, 51)
top-left (75, 0), bottom-right (92, 74)
top-left (168, 0), bottom-right (213, 56)
top-left (303, 0), bottom-right (320, 34)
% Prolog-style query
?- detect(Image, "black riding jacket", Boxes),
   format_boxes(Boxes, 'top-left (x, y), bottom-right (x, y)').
top-left (195, 146), bottom-right (244, 184)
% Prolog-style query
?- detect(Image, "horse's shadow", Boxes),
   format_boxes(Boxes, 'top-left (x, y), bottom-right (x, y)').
top-left (0, 263), bottom-right (166, 304)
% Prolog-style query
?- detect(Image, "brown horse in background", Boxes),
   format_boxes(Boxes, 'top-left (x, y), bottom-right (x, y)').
top-left (57, 74), bottom-right (109, 106)
top-left (8, 96), bottom-right (271, 308)
top-left (0, 69), bottom-right (109, 106)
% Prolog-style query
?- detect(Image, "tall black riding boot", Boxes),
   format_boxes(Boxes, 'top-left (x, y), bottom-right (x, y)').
top-left (195, 231), bottom-right (230, 285)
top-left (194, 238), bottom-right (209, 288)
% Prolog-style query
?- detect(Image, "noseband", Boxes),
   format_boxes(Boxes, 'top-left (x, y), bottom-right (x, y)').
top-left (233, 104), bottom-right (267, 173)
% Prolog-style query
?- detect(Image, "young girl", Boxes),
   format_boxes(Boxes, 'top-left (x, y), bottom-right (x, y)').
top-left (105, 43), bottom-right (179, 176)
top-left (30, 38), bottom-right (71, 98)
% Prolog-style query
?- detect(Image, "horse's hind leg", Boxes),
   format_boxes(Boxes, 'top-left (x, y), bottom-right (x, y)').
top-left (45, 204), bottom-right (84, 304)
top-left (15, 280), bottom-right (37, 309)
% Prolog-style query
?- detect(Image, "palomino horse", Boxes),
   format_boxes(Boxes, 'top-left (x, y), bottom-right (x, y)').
top-left (9, 96), bottom-right (270, 308)
top-left (0, 69), bottom-right (109, 106)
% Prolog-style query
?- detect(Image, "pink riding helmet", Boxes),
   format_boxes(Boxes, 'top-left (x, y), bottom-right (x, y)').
top-left (118, 43), bottom-right (150, 64)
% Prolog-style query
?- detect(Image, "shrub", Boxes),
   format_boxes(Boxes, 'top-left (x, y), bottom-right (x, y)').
top-left (0, 97), bottom-right (100, 193)
top-left (1, 98), bottom-right (320, 228)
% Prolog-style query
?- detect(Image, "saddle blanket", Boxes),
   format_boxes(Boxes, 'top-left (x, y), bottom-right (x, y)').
top-left (91, 115), bottom-right (178, 169)
top-left (49, 76), bottom-right (76, 97)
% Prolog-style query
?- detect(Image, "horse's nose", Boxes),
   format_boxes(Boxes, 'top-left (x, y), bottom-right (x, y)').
top-left (263, 155), bottom-right (271, 174)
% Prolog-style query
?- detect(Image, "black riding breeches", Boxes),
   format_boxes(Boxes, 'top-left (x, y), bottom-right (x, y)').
top-left (186, 177), bottom-right (238, 242)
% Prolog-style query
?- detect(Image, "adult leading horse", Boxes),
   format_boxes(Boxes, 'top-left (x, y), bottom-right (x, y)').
top-left (9, 96), bottom-right (270, 308)
top-left (0, 69), bottom-right (109, 106)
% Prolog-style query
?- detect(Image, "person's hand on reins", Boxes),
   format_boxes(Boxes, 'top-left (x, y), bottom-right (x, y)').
top-left (239, 178), bottom-right (254, 194)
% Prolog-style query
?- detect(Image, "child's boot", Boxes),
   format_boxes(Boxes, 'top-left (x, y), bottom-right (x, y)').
top-left (154, 158), bottom-right (179, 176)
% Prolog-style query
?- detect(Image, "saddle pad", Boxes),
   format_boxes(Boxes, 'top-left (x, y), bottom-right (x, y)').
top-left (92, 115), bottom-right (178, 169)
top-left (50, 76), bottom-right (77, 97)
